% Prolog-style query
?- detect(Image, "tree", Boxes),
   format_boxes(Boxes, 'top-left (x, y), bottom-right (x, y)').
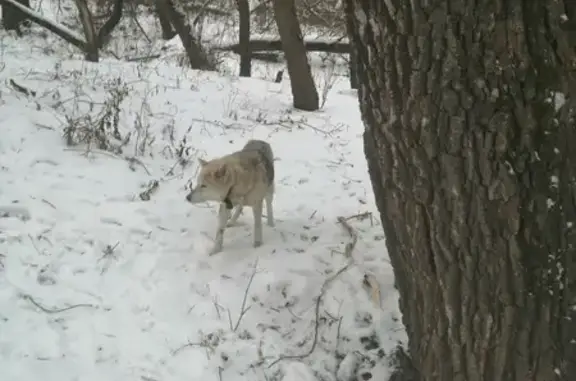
top-left (272, 0), bottom-right (319, 111)
top-left (344, 1), bottom-right (576, 380)
top-left (236, 0), bottom-right (251, 77)
top-left (74, 0), bottom-right (98, 62)
top-left (1, 0), bottom-right (30, 34)
top-left (155, 0), bottom-right (213, 70)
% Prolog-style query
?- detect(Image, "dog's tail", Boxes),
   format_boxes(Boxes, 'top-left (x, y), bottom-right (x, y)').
top-left (243, 140), bottom-right (274, 184)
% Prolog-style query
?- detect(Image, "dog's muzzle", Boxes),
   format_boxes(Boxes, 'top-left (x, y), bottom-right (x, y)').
top-left (185, 192), bottom-right (193, 202)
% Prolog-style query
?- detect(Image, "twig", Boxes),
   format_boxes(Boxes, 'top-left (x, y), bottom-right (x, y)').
top-left (126, 156), bottom-right (151, 175)
top-left (267, 263), bottom-right (351, 368)
top-left (21, 294), bottom-right (96, 313)
top-left (268, 215), bottom-right (360, 368)
top-left (9, 78), bottom-right (37, 97)
top-left (337, 215), bottom-right (360, 258)
top-left (139, 180), bottom-right (159, 201)
top-left (233, 259), bottom-right (258, 331)
top-left (172, 340), bottom-right (202, 356)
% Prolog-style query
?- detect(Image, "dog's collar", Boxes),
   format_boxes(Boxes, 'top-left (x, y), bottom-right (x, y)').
top-left (223, 187), bottom-right (233, 210)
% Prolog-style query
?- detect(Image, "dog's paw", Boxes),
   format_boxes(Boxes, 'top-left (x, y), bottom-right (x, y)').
top-left (253, 240), bottom-right (262, 248)
top-left (267, 221), bottom-right (275, 228)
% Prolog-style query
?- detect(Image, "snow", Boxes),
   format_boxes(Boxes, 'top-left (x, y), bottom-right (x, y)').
top-left (0, 3), bottom-right (405, 381)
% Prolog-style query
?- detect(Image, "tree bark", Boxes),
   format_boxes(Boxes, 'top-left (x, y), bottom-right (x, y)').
top-left (272, 0), bottom-right (319, 111)
top-left (1, 0), bottom-right (30, 34)
top-left (155, 0), bottom-right (213, 70)
top-left (155, 0), bottom-right (176, 40)
top-left (74, 0), bottom-right (98, 62)
top-left (236, 0), bottom-right (251, 77)
top-left (345, 1), bottom-right (576, 380)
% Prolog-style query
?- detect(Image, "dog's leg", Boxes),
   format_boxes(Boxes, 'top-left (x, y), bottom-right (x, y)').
top-left (252, 201), bottom-right (263, 248)
top-left (227, 205), bottom-right (243, 227)
top-left (210, 203), bottom-right (231, 255)
top-left (265, 187), bottom-right (275, 227)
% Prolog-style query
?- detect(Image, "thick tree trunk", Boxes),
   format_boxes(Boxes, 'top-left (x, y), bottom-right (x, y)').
top-left (345, 1), bottom-right (576, 381)
top-left (272, 0), bottom-right (319, 111)
top-left (236, 0), bottom-right (251, 77)
top-left (1, 0), bottom-right (30, 33)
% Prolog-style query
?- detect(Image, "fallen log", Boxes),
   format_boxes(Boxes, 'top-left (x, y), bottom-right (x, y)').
top-left (217, 38), bottom-right (350, 55)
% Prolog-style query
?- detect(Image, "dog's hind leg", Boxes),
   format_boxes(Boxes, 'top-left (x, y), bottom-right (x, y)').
top-left (265, 186), bottom-right (275, 227)
top-left (210, 203), bottom-right (231, 255)
top-left (252, 201), bottom-right (263, 248)
top-left (227, 205), bottom-right (243, 227)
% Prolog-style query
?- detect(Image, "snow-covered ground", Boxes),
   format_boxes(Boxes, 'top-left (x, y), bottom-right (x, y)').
top-left (0, 3), bottom-right (405, 381)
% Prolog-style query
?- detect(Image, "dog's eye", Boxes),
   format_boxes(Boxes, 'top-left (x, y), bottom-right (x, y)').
top-left (200, 185), bottom-right (207, 189)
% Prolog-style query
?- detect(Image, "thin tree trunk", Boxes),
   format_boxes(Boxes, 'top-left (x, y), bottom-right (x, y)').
top-left (155, 0), bottom-right (176, 40)
top-left (272, 0), bottom-right (319, 111)
top-left (96, 0), bottom-right (124, 49)
top-left (236, 0), bottom-right (251, 77)
top-left (74, 0), bottom-right (98, 62)
top-left (345, 0), bottom-right (576, 380)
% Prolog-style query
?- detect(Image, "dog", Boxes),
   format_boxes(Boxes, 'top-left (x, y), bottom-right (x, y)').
top-left (185, 139), bottom-right (275, 255)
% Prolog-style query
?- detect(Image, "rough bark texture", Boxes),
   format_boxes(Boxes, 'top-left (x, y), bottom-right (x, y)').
top-left (272, 0), bottom-right (319, 111)
top-left (236, 0), bottom-right (251, 77)
top-left (74, 0), bottom-right (98, 62)
top-left (155, 0), bottom-right (214, 70)
top-left (1, 0), bottom-right (30, 33)
top-left (345, 1), bottom-right (576, 381)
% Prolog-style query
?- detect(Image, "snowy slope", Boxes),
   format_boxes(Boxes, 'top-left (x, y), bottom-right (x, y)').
top-left (0, 12), bottom-right (405, 381)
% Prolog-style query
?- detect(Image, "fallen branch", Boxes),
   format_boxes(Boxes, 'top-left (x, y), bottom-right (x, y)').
top-left (0, 0), bottom-right (87, 50)
top-left (268, 215), bottom-right (358, 368)
top-left (139, 180), bottom-right (159, 201)
top-left (9, 79), bottom-right (36, 97)
top-left (218, 38), bottom-right (350, 55)
top-left (232, 258), bottom-right (258, 332)
top-left (21, 293), bottom-right (96, 313)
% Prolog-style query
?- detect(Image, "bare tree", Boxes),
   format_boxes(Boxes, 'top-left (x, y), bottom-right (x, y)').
top-left (74, 0), bottom-right (98, 62)
top-left (272, 0), bottom-right (319, 111)
top-left (236, 0), bottom-right (251, 77)
top-left (1, 0), bottom-right (30, 34)
top-left (155, 0), bottom-right (213, 70)
top-left (96, 0), bottom-right (125, 49)
top-left (155, 0), bottom-right (176, 40)
top-left (345, 0), bottom-right (576, 380)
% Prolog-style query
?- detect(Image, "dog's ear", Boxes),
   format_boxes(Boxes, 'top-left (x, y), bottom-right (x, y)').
top-left (198, 158), bottom-right (208, 166)
top-left (214, 164), bottom-right (228, 179)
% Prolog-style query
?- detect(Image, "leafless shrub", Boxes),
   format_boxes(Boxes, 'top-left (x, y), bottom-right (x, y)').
top-left (63, 77), bottom-right (130, 153)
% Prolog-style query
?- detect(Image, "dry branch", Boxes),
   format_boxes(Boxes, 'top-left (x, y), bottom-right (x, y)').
top-left (9, 79), bottom-right (36, 97)
top-left (0, 0), bottom-right (86, 50)
top-left (218, 38), bottom-right (349, 55)
top-left (268, 214), bottom-right (359, 368)
top-left (21, 294), bottom-right (96, 313)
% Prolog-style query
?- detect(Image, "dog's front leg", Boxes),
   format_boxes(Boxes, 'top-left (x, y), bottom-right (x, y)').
top-left (210, 203), bottom-right (231, 255)
top-left (227, 204), bottom-right (243, 227)
top-left (252, 201), bottom-right (263, 248)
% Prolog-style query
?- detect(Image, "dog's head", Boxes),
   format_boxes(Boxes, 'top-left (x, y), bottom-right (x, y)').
top-left (185, 158), bottom-right (231, 203)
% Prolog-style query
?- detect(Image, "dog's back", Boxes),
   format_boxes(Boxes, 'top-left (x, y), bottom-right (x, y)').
top-left (241, 140), bottom-right (274, 185)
